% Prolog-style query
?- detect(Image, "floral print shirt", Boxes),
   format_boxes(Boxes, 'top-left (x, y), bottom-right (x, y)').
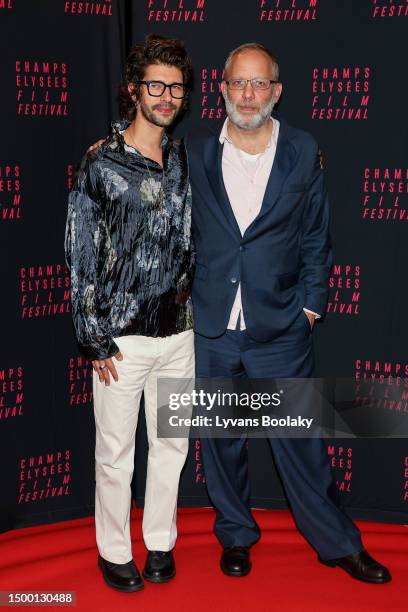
top-left (65, 119), bottom-right (193, 360)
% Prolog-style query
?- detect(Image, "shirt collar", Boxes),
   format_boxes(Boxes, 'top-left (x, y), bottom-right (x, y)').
top-left (111, 118), bottom-right (169, 149)
top-left (219, 116), bottom-right (278, 150)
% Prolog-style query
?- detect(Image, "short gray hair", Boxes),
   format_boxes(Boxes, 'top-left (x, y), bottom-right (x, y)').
top-left (224, 43), bottom-right (279, 81)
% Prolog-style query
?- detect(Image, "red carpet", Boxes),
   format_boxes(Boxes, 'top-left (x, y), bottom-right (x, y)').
top-left (0, 508), bottom-right (406, 611)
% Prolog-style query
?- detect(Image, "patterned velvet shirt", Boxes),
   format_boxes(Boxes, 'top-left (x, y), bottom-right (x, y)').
top-left (65, 119), bottom-right (193, 360)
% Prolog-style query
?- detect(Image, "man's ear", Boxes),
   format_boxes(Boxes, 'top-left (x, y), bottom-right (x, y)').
top-left (221, 81), bottom-right (227, 100)
top-left (273, 82), bottom-right (283, 105)
top-left (128, 83), bottom-right (138, 105)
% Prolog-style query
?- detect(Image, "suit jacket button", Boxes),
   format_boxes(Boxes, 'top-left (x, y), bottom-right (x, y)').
top-left (231, 277), bottom-right (237, 284)
top-left (239, 246), bottom-right (244, 252)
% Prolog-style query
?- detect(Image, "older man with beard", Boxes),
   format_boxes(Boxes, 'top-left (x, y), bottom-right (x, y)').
top-left (186, 42), bottom-right (391, 584)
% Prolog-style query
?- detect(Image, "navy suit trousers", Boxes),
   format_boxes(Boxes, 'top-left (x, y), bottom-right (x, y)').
top-left (195, 311), bottom-right (363, 560)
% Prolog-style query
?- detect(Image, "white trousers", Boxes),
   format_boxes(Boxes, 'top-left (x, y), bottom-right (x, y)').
top-left (93, 329), bottom-right (195, 564)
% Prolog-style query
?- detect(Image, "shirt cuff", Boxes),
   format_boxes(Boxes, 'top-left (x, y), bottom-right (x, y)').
top-left (303, 308), bottom-right (321, 319)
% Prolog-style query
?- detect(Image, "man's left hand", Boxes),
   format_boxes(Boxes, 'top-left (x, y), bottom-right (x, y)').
top-left (304, 311), bottom-right (316, 330)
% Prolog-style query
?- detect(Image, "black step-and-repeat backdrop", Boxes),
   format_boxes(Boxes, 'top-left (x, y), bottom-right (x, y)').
top-left (1, 1), bottom-right (407, 533)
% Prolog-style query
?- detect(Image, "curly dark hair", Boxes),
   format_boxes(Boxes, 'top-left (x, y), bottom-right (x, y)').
top-left (119, 34), bottom-right (193, 121)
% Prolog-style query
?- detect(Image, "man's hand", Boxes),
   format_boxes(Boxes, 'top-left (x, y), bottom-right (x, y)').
top-left (92, 351), bottom-right (123, 385)
top-left (87, 138), bottom-right (106, 154)
top-left (304, 311), bottom-right (316, 330)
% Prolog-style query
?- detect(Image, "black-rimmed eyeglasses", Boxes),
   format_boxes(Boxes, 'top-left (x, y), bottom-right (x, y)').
top-left (135, 80), bottom-right (189, 99)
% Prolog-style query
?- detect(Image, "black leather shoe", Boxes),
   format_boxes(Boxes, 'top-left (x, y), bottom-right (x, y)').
top-left (142, 550), bottom-right (176, 583)
top-left (98, 555), bottom-right (144, 592)
top-left (318, 549), bottom-right (391, 584)
top-left (220, 546), bottom-right (251, 577)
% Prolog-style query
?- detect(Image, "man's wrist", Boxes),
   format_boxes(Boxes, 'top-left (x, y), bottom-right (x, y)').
top-left (303, 308), bottom-right (320, 319)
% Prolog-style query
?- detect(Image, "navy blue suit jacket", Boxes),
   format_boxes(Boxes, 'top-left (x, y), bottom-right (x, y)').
top-left (186, 117), bottom-right (332, 341)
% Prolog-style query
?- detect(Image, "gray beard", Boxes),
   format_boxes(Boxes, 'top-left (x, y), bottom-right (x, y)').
top-left (224, 93), bottom-right (276, 131)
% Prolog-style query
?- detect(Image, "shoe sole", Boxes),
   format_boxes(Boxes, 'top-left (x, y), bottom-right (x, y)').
top-left (98, 558), bottom-right (144, 592)
top-left (142, 570), bottom-right (176, 583)
top-left (220, 562), bottom-right (252, 577)
top-left (318, 558), bottom-right (392, 584)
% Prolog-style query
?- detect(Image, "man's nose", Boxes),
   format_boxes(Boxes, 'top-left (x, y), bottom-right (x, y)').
top-left (242, 81), bottom-right (255, 99)
top-left (161, 86), bottom-right (173, 102)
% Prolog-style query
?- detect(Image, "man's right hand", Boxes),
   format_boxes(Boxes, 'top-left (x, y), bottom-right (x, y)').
top-left (87, 138), bottom-right (106, 154)
top-left (92, 351), bottom-right (123, 385)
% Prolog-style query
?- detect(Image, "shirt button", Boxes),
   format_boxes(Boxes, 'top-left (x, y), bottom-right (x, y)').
top-left (231, 277), bottom-right (237, 284)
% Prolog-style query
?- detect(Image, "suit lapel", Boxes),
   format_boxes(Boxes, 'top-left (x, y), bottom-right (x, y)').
top-left (244, 120), bottom-right (296, 236)
top-left (203, 134), bottom-right (242, 240)
top-left (202, 119), bottom-right (296, 239)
